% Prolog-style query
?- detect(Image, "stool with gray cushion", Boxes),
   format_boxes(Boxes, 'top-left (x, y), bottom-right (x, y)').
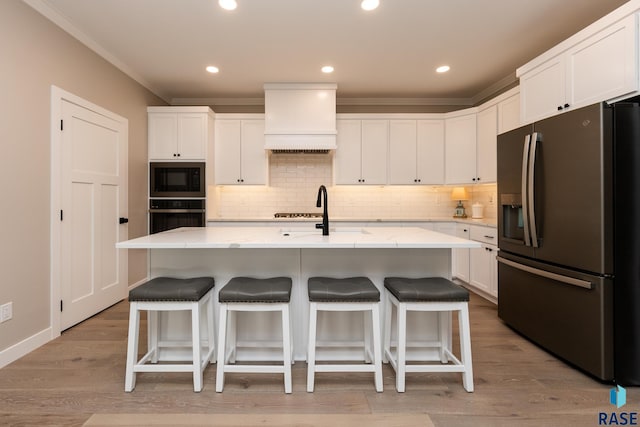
top-left (307, 277), bottom-right (383, 392)
top-left (216, 277), bottom-right (293, 393)
top-left (383, 277), bottom-right (473, 392)
top-left (125, 277), bottom-right (215, 392)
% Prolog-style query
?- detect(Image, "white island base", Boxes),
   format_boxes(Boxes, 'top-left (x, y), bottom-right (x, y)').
top-left (117, 227), bottom-right (480, 362)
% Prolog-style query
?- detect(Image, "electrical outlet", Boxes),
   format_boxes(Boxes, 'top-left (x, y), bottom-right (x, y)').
top-left (0, 302), bottom-right (12, 323)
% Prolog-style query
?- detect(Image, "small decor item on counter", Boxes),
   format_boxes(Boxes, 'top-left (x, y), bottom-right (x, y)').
top-left (451, 187), bottom-right (469, 218)
top-left (472, 203), bottom-right (484, 219)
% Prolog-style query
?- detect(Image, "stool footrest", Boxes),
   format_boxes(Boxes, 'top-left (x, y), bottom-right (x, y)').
top-left (222, 365), bottom-right (286, 374)
top-left (314, 364), bottom-right (377, 373)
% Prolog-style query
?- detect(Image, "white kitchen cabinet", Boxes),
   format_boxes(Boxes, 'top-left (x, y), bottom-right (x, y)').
top-left (445, 112), bottom-right (477, 185)
top-left (389, 120), bottom-right (445, 184)
top-left (215, 118), bottom-right (267, 185)
top-left (335, 119), bottom-right (388, 185)
top-left (476, 106), bottom-right (497, 183)
top-left (497, 92), bottom-right (521, 134)
top-left (148, 107), bottom-right (213, 160)
top-left (519, 56), bottom-right (566, 124)
top-left (519, 13), bottom-right (638, 124)
top-left (454, 224), bottom-right (470, 283)
top-left (468, 225), bottom-right (498, 301)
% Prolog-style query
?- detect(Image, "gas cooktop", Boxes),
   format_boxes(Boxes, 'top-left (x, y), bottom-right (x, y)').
top-left (274, 212), bottom-right (324, 218)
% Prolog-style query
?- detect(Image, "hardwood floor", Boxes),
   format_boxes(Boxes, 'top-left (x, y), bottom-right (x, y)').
top-left (0, 292), bottom-right (635, 426)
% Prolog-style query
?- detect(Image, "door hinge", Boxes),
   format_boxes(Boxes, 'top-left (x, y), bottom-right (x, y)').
top-left (60, 300), bottom-right (63, 312)
top-left (60, 119), bottom-right (63, 131)
top-left (60, 210), bottom-right (63, 221)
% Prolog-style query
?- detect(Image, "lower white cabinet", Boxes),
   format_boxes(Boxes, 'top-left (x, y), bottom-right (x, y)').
top-left (454, 224), bottom-right (470, 283)
top-left (467, 225), bottom-right (498, 302)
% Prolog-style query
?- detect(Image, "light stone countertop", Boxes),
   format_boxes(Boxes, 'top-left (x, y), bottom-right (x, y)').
top-left (206, 217), bottom-right (498, 228)
top-left (116, 226), bottom-right (481, 249)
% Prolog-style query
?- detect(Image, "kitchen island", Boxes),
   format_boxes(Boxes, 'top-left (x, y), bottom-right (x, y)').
top-left (117, 226), bottom-right (480, 361)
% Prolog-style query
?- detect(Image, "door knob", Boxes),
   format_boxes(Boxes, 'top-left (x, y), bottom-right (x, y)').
top-left (119, 217), bottom-right (129, 224)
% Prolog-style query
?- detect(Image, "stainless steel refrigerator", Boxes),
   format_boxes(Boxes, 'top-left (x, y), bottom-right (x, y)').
top-left (497, 99), bottom-right (640, 385)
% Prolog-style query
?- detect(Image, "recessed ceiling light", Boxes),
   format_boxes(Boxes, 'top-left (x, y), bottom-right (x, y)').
top-left (361, 0), bottom-right (379, 11)
top-left (321, 66), bottom-right (334, 73)
top-left (436, 65), bottom-right (451, 73)
top-left (206, 66), bottom-right (219, 74)
top-left (218, 0), bottom-right (237, 11)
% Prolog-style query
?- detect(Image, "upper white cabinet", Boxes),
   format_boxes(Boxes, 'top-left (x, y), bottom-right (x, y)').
top-left (476, 105), bottom-right (497, 183)
top-left (389, 119), bottom-right (445, 185)
top-left (148, 106), bottom-right (213, 160)
top-left (445, 112), bottom-right (477, 185)
top-left (497, 91), bottom-right (521, 134)
top-left (335, 119), bottom-right (388, 185)
top-left (215, 117), bottom-right (267, 185)
top-left (519, 13), bottom-right (638, 124)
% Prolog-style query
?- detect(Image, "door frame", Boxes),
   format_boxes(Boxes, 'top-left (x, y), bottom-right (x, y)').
top-left (50, 85), bottom-right (128, 338)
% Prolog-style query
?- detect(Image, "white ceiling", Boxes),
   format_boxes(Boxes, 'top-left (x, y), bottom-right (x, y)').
top-left (26, 0), bottom-right (629, 105)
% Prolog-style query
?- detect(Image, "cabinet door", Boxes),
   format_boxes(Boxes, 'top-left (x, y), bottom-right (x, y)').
top-left (567, 14), bottom-right (638, 109)
top-left (214, 119), bottom-right (241, 184)
top-left (469, 244), bottom-right (492, 294)
top-left (361, 120), bottom-right (388, 184)
top-left (335, 120), bottom-right (363, 185)
top-left (416, 120), bottom-right (445, 184)
top-left (445, 114), bottom-right (477, 184)
top-left (476, 106), bottom-right (497, 183)
top-left (498, 93), bottom-right (520, 134)
top-left (177, 114), bottom-right (206, 159)
top-left (239, 120), bottom-right (267, 185)
top-left (389, 120), bottom-right (417, 184)
top-left (520, 56), bottom-right (566, 124)
top-left (454, 225), bottom-right (470, 283)
top-left (148, 113), bottom-right (178, 160)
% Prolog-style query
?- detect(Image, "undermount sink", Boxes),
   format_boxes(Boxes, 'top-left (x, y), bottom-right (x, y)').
top-left (279, 228), bottom-right (366, 237)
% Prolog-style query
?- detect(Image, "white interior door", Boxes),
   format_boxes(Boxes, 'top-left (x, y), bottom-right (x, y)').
top-left (59, 98), bottom-right (128, 330)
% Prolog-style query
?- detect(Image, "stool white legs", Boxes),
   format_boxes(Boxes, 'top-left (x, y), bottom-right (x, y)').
top-left (216, 303), bottom-right (292, 394)
top-left (125, 289), bottom-right (216, 392)
top-left (307, 302), bottom-right (383, 393)
top-left (384, 292), bottom-right (474, 393)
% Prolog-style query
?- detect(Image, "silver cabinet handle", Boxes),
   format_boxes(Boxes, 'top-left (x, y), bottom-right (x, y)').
top-left (497, 256), bottom-right (593, 289)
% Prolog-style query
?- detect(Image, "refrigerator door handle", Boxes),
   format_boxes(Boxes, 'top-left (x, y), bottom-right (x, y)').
top-left (497, 256), bottom-right (594, 289)
top-left (521, 134), bottom-right (532, 246)
top-left (528, 132), bottom-right (540, 248)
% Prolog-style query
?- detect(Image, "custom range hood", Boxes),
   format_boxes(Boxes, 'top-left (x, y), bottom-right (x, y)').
top-left (264, 83), bottom-right (337, 153)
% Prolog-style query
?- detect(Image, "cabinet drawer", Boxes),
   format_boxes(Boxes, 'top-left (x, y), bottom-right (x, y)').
top-left (470, 225), bottom-right (497, 244)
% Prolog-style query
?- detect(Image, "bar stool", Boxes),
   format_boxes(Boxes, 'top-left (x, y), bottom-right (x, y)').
top-left (124, 277), bottom-right (215, 392)
top-left (307, 277), bottom-right (383, 392)
top-left (383, 277), bottom-right (473, 392)
top-left (216, 277), bottom-right (293, 393)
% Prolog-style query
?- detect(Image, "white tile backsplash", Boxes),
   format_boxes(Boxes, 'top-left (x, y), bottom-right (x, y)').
top-left (210, 154), bottom-right (497, 220)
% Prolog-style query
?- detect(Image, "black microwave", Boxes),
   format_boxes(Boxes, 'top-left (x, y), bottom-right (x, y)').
top-left (150, 162), bottom-right (205, 198)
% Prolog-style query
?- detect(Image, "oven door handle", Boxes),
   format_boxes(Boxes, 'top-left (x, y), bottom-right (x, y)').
top-left (149, 209), bottom-right (206, 213)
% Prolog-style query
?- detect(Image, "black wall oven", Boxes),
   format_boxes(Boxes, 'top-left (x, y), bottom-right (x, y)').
top-left (150, 162), bottom-right (205, 198)
top-left (149, 199), bottom-right (206, 234)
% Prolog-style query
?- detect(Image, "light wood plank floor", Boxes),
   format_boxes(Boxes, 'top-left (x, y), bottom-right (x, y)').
top-left (0, 292), bottom-right (635, 426)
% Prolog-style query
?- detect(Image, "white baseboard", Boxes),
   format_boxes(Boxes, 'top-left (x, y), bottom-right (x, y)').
top-left (128, 276), bottom-right (149, 291)
top-left (0, 327), bottom-right (52, 369)
top-left (0, 277), bottom-right (147, 369)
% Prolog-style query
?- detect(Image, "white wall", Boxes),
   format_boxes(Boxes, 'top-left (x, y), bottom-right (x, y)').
top-left (0, 1), bottom-right (164, 359)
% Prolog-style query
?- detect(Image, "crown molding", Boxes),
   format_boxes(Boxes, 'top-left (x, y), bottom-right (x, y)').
top-left (22, 0), bottom-right (170, 103)
top-left (171, 97), bottom-right (477, 107)
top-left (471, 72), bottom-right (518, 105)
